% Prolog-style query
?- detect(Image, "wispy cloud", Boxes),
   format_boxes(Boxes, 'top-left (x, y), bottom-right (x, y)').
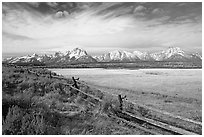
top-left (2, 2), bottom-right (202, 56)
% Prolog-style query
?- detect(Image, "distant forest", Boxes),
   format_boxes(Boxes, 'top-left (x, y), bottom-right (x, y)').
top-left (3, 61), bottom-right (202, 69)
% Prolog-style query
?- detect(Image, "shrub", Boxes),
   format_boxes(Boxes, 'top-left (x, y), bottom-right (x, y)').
top-left (17, 81), bottom-right (30, 91)
top-left (100, 95), bottom-right (120, 115)
top-left (2, 106), bottom-right (23, 135)
top-left (20, 111), bottom-right (46, 135)
top-left (2, 102), bottom-right (60, 135)
top-left (137, 106), bottom-right (150, 117)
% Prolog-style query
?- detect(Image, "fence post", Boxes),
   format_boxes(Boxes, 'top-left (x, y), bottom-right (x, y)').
top-left (49, 71), bottom-right (52, 79)
top-left (118, 95), bottom-right (127, 111)
top-left (72, 77), bottom-right (79, 89)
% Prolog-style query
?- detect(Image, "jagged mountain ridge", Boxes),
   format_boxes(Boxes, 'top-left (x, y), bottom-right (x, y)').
top-left (94, 47), bottom-right (201, 62)
top-left (94, 50), bottom-right (140, 62)
top-left (4, 48), bottom-right (97, 64)
top-left (3, 47), bottom-right (202, 64)
top-left (150, 47), bottom-right (185, 61)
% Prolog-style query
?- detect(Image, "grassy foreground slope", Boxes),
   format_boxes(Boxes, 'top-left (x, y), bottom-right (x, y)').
top-left (2, 64), bottom-right (147, 135)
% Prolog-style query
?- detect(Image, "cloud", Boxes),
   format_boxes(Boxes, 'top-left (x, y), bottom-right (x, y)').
top-left (2, 2), bottom-right (202, 56)
top-left (27, 2), bottom-right (40, 8)
top-left (3, 3), bottom-right (135, 39)
top-left (55, 10), bottom-right (69, 18)
top-left (47, 2), bottom-right (58, 8)
top-left (133, 5), bottom-right (147, 16)
top-left (134, 5), bottom-right (146, 13)
top-left (152, 8), bottom-right (161, 14)
top-left (3, 31), bottom-right (33, 40)
top-left (151, 8), bottom-right (165, 15)
top-left (176, 3), bottom-right (187, 7)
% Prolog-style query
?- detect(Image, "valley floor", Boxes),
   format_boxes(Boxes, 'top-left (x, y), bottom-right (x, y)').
top-left (51, 68), bottom-right (202, 122)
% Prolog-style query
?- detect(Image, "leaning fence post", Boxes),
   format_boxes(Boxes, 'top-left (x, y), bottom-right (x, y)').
top-left (118, 95), bottom-right (127, 111)
top-left (49, 71), bottom-right (52, 79)
top-left (72, 77), bottom-right (79, 89)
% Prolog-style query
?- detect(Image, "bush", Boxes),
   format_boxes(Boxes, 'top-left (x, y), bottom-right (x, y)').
top-left (2, 106), bottom-right (23, 135)
top-left (2, 103), bottom-right (60, 135)
top-left (17, 81), bottom-right (30, 91)
top-left (137, 106), bottom-right (150, 117)
top-left (100, 95), bottom-right (120, 115)
top-left (20, 111), bottom-right (46, 135)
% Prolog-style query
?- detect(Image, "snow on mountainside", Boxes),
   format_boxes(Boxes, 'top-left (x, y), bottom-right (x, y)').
top-left (150, 47), bottom-right (185, 61)
top-left (94, 47), bottom-right (202, 62)
top-left (6, 53), bottom-right (43, 63)
top-left (4, 48), bottom-right (96, 64)
top-left (149, 47), bottom-right (202, 61)
top-left (94, 50), bottom-right (139, 62)
top-left (133, 51), bottom-right (153, 60)
top-left (68, 48), bottom-right (87, 59)
top-left (192, 53), bottom-right (202, 59)
top-left (3, 47), bottom-right (202, 64)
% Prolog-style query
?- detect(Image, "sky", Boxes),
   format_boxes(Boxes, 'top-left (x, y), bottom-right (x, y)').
top-left (2, 2), bottom-right (202, 58)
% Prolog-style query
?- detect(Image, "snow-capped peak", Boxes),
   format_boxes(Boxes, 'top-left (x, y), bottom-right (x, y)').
top-left (191, 52), bottom-right (202, 59)
top-left (133, 50), bottom-right (150, 60)
top-left (150, 47), bottom-right (185, 61)
top-left (94, 50), bottom-right (138, 62)
top-left (164, 47), bottom-right (184, 58)
top-left (109, 50), bottom-right (122, 60)
top-left (69, 48), bottom-right (87, 59)
top-left (195, 53), bottom-right (202, 59)
top-left (31, 53), bottom-right (39, 57)
top-left (109, 50), bottom-right (142, 61)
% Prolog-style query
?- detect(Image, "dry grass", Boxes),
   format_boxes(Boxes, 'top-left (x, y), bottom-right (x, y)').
top-left (51, 68), bottom-right (202, 129)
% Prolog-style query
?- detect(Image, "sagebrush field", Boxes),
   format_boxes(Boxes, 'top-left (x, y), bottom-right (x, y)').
top-left (2, 65), bottom-right (148, 135)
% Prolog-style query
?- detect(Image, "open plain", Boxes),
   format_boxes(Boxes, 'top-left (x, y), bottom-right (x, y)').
top-left (51, 68), bottom-right (202, 122)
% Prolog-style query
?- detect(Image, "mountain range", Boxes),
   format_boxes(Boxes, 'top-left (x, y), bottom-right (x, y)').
top-left (3, 47), bottom-right (202, 64)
